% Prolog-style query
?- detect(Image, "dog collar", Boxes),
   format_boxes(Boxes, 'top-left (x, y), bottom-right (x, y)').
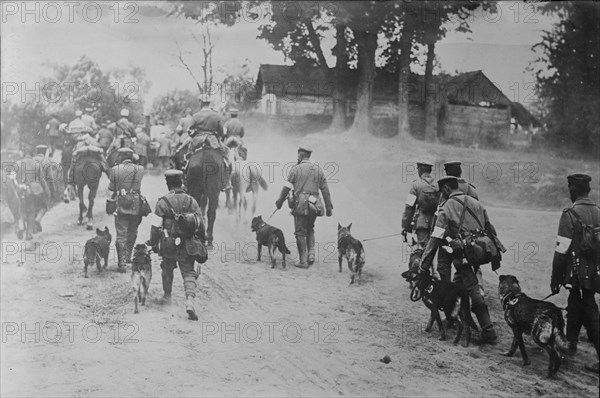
top-left (501, 291), bottom-right (522, 310)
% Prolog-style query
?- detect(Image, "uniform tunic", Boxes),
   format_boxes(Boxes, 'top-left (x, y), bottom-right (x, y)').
top-left (285, 159), bottom-right (333, 236)
top-left (151, 188), bottom-right (206, 297)
top-left (109, 160), bottom-right (144, 265)
top-left (552, 197), bottom-right (600, 344)
top-left (224, 118), bottom-right (245, 138)
top-left (401, 173), bottom-right (437, 246)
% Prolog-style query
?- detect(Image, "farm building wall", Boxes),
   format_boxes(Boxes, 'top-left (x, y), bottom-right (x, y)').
top-left (440, 104), bottom-right (510, 146)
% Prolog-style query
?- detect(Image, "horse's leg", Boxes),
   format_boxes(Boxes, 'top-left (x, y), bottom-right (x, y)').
top-left (86, 184), bottom-right (98, 230)
top-left (199, 194), bottom-right (208, 219)
top-left (206, 191), bottom-right (219, 248)
top-left (77, 185), bottom-right (86, 225)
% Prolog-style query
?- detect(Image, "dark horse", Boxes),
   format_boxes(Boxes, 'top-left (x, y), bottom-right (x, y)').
top-left (186, 148), bottom-right (225, 248)
top-left (72, 152), bottom-right (104, 230)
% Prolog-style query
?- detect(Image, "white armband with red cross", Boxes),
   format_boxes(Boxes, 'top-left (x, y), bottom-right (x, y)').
top-left (405, 194), bottom-right (417, 206)
top-left (151, 214), bottom-right (163, 228)
top-left (555, 235), bottom-right (572, 254)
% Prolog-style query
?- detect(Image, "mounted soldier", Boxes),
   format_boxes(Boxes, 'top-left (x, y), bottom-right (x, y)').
top-left (186, 96), bottom-right (231, 190)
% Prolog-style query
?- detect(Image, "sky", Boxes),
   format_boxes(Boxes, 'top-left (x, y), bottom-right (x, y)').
top-left (1, 1), bottom-right (557, 108)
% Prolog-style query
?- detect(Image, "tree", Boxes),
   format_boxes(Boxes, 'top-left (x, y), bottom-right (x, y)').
top-left (151, 89), bottom-right (198, 125)
top-left (533, 2), bottom-right (600, 156)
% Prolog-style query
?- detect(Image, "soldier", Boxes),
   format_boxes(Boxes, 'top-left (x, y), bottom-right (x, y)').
top-left (275, 147), bottom-right (333, 268)
top-left (97, 122), bottom-right (114, 153)
top-left (147, 169), bottom-right (207, 321)
top-left (175, 108), bottom-right (194, 139)
top-left (15, 147), bottom-right (50, 239)
top-left (68, 110), bottom-right (88, 133)
top-left (187, 97), bottom-right (230, 190)
top-left (223, 108), bottom-right (245, 142)
top-left (419, 176), bottom-right (499, 345)
top-left (401, 161), bottom-right (438, 247)
top-left (157, 132), bottom-right (172, 169)
top-left (107, 109), bottom-right (137, 155)
top-left (81, 107), bottom-right (98, 132)
top-left (551, 173), bottom-right (599, 373)
top-left (33, 144), bottom-right (59, 201)
top-left (134, 127), bottom-right (151, 167)
top-left (45, 115), bottom-right (61, 157)
top-left (108, 148), bottom-right (145, 273)
top-left (436, 161), bottom-right (480, 282)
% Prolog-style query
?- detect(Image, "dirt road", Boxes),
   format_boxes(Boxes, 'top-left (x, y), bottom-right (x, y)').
top-left (1, 131), bottom-right (598, 397)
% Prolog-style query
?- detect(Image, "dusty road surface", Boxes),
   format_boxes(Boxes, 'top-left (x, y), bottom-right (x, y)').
top-left (1, 131), bottom-right (599, 397)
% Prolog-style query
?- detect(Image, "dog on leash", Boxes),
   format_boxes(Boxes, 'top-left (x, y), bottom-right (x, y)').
top-left (498, 275), bottom-right (570, 378)
top-left (131, 244), bottom-right (153, 314)
top-left (83, 227), bottom-right (112, 278)
top-left (251, 216), bottom-right (290, 269)
top-left (403, 270), bottom-right (478, 346)
top-left (337, 223), bottom-right (365, 285)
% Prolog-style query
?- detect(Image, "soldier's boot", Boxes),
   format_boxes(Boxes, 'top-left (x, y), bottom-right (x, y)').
top-left (116, 243), bottom-right (127, 273)
top-left (295, 237), bottom-right (309, 269)
top-left (185, 295), bottom-right (199, 321)
top-left (473, 303), bottom-right (498, 345)
top-left (307, 230), bottom-right (316, 266)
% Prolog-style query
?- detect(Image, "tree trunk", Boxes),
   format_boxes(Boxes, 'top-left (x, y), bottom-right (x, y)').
top-left (349, 30), bottom-right (377, 135)
top-left (331, 24), bottom-right (348, 131)
top-left (397, 21), bottom-right (413, 139)
top-left (424, 41), bottom-right (438, 142)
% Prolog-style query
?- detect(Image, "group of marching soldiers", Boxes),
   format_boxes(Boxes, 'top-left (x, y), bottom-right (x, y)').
top-left (401, 161), bottom-right (599, 373)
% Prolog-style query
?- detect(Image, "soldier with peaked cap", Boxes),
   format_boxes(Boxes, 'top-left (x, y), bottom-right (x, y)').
top-left (146, 169), bottom-right (207, 321)
top-left (419, 176), bottom-right (499, 345)
top-left (15, 147), bottom-right (50, 240)
top-left (186, 96), bottom-right (231, 190)
top-left (402, 161), bottom-right (439, 249)
top-left (551, 173), bottom-right (599, 373)
top-left (109, 147), bottom-right (145, 273)
top-left (81, 107), bottom-right (98, 132)
top-left (434, 161), bottom-right (480, 282)
top-left (223, 108), bottom-right (245, 141)
top-left (275, 146), bottom-right (333, 268)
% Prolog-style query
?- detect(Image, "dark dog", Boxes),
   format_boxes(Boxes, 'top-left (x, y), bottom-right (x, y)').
top-left (83, 227), bottom-right (112, 278)
top-left (251, 216), bottom-right (290, 269)
top-left (337, 223), bottom-right (365, 285)
top-left (403, 270), bottom-right (478, 346)
top-left (131, 244), bottom-right (152, 314)
top-left (498, 275), bottom-right (570, 378)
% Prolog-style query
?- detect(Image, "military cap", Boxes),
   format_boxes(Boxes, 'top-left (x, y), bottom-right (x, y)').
top-left (120, 109), bottom-right (130, 117)
top-left (117, 147), bottom-right (134, 154)
top-left (443, 161), bottom-right (462, 168)
top-left (298, 146), bottom-right (313, 154)
top-left (85, 107), bottom-right (93, 112)
top-left (75, 110), bottom-right (83, 117)
top-left (567, 173), bottom-right (592, 183)
top-left (437, 176), bottom-right (459, 187)
top-left (417, 161), bottom-right (433, 168)
top-left (36, 144), bottom-right (48, 151)
top-left (229, 108), bottom-right (239, 114)
top-left (164, 169), bottom-right (183, 177)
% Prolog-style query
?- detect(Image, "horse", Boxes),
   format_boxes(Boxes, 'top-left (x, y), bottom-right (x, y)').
top-left (72, 151), bottom-right (104, 230)
top-left (229, 143), bottom-right (268, 224)
top-left (186, 147), bottom-right (225, 248)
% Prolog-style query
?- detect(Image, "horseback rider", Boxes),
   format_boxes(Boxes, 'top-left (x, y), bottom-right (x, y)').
top-left (186, 96), bottom-right (231, 191)
top-left (147, 169), bottom-right (208, 321)
top-left (223, 108), bottom-right (245, 144)
top-left (81, 107), bottom-right (98, 132)
top-left (109, 147), bottom-right (145, 273)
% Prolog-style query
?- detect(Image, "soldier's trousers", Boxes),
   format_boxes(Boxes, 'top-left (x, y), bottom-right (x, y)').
top-left (114, 214), bottom-right (142, 265)
top-left (293, 215), bottom-right (317, 237)
top-left (437, 248), bottom-right (485, 296)
top-left (453, 260), bottom-right (496, 338)
top-left (566, 288), bottom-right (600, 354)
top-left (160, 254), bottom-right (197, 298)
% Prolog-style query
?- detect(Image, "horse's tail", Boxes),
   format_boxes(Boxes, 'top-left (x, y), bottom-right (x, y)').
top-left (258, 175), bottom-right (268, 191)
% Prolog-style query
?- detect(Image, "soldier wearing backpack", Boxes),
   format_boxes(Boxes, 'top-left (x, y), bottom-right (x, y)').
top-left (109, 148), bottom-right (145, 273)
top-left (147, 169), bottom-right (208, 321)
top-left (551, 173), bottom-right (600, 374)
